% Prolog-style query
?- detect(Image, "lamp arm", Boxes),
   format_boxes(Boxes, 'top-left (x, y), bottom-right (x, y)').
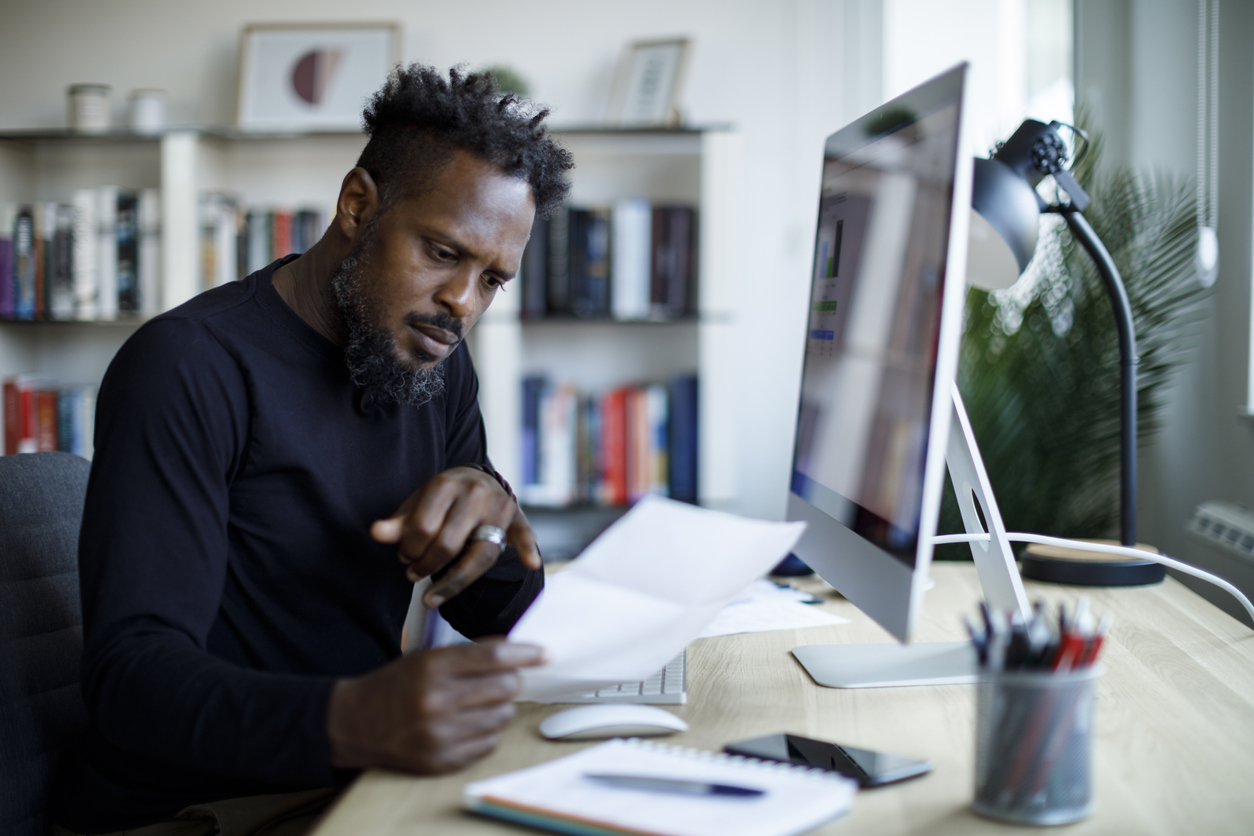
top-left (1059, 209), bottom-right (1139, 547)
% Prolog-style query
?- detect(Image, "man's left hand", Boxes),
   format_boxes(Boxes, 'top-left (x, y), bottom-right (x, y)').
top-left (370, 467), bottom-right (541, 608)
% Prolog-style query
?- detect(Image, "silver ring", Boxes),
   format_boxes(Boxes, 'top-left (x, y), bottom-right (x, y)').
top-left (470, 524), bottom-right (507, 549)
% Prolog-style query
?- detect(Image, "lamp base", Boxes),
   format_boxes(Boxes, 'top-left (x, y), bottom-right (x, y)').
top-left (1020, 540), bottom-right (1165, 587)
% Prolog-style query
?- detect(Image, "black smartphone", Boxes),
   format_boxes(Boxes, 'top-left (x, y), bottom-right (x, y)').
top-left (724, 734), bottom-right (932, 788)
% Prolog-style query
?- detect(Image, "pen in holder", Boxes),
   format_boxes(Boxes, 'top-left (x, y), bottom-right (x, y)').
top-left (974, 662), bottom-right (1103, 825)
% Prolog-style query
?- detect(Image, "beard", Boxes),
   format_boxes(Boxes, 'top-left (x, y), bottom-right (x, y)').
top-left (329, 235), bottom-right (458, 407)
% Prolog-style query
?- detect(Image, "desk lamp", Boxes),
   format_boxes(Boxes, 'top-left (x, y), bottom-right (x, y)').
top-left (967, 119), bottom-right (1163, 585)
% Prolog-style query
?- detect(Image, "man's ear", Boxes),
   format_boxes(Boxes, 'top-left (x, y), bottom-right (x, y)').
top-left (334, 167), bottom-right (382, 241)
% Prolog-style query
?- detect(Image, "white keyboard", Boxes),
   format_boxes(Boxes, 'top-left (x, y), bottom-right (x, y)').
top-left (537, 650), bottom-right (687, 705)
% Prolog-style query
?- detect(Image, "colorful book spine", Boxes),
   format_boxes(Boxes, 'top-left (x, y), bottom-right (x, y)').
top-left (115, 191), bottom-right (139, 313)
top-left (4, 376), bottom-right (96, 458)
top-left (13, 206), bottom-right (35, 319)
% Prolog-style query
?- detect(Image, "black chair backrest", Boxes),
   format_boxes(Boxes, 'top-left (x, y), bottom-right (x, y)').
top-left (0, 451), bottom-right (91, 836)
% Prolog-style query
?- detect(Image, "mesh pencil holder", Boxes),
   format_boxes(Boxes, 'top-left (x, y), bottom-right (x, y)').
top-left (973, 664), bottom-right (1104, 825)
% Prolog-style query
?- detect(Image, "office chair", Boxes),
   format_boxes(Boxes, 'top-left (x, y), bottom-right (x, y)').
top-left (0, 451), bottom-right (90, 836)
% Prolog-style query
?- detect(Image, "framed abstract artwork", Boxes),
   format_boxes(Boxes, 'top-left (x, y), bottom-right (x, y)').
top-left (236, 22), bottom-right (401, 132)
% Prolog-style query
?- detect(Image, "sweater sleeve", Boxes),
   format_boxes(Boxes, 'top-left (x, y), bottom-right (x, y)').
top-left (77, 319), bottom-right (338, 790)
top-left (437, 344), bottom-right (544, 638)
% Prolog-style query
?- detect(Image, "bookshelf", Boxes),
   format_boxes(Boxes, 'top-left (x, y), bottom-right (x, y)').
top-left (469, 127), bottom-right (741, 512)
top-left (1, 127), bottom-right (741, 515)
top-left (0, 128), bottom-right (362, 388)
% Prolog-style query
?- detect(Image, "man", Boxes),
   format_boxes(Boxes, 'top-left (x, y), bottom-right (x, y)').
top-left (52, 65), bottom-right (574, 835)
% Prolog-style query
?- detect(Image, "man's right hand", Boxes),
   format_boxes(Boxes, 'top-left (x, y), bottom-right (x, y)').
top-left (326, 641), bottom-right (545, 774)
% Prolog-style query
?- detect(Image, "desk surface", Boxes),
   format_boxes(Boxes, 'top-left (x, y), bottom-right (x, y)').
top-left (312, 562), bottom-right (1254, 835)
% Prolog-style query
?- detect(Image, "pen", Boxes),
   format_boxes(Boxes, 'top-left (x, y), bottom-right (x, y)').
top-left (584, 773), bottom-right (765, 797)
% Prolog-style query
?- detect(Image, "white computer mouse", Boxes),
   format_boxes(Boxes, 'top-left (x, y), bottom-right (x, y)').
top-left (538, 704), bottom-right (689, 741)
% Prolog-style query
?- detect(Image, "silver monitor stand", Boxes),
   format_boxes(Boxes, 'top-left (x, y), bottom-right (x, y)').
top-left (791, 383), bottom-right (1031, 688)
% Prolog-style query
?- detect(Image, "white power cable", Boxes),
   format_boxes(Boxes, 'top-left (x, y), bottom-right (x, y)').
top-left (932, 530), bottom-right (1254, 625)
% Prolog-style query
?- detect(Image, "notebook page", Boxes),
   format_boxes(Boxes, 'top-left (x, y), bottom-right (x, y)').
top-left (463, 739), bottom-right (856, 836)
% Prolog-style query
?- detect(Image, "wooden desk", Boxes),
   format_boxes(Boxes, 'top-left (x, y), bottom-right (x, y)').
top-left (312, 563), bottom-right (1254, 835)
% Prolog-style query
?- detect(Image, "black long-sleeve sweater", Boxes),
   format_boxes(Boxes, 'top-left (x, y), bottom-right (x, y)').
top-left (52, 257), bottom-right (543, 832)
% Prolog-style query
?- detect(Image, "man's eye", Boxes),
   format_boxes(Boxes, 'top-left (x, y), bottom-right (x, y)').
top-left (483, 275), bottom-right (506, 291)
top-left (430, 244), bottom-right (456, 261)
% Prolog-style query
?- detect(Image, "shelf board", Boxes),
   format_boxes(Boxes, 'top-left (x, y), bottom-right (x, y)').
top-left (549, 124), bottom-right (733, 136)
top-left (0, 316), bottom-right (151, 327)
top-left (0, 126), bottom-right (366, 143)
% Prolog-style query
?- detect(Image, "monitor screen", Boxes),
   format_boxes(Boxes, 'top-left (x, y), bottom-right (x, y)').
top-left (790, 71), bottom-right (965, 573)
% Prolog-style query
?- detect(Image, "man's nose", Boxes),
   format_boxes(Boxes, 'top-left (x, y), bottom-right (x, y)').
top-left (434, 267), bottom-right (477, 319)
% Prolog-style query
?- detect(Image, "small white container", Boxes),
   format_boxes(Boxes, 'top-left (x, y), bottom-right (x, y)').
top-left (67, 84), bottom-right (111, 133)
top-left (129, 89), bottom-right (166, 134)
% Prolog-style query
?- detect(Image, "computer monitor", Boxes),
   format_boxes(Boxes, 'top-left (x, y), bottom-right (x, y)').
top-left (785, 64), bottom-right (1029, 687)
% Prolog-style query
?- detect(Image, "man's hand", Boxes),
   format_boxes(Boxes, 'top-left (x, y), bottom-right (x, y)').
top-left (327, 641), bottom-right (545, 773)
top-left (370, 466), bottom-right (541, 609)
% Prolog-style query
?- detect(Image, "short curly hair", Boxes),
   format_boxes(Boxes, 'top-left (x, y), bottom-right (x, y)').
top-left (357, 64), bottom-right (573, 217)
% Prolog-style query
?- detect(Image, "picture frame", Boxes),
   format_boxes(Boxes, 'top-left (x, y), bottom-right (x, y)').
top-left (605, 38), bottom-right (691, 128)
top-left (235, 22), bottom-right (401, 132)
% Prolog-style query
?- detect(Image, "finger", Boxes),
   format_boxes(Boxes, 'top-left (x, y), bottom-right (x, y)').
top-left (507, 509), bottom-right (542, 571)
top-left (370, 492), bottom-right (423, 545)
top-left (404, 482), bottom-right (511, 579)
top-left (427, 642), bottom-right (546, 677)
top-left (422, 541), bottom-right (502, 606)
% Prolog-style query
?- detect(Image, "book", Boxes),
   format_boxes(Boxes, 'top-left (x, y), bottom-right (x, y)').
top-left (96, 186), bottom-right (119, 320)
top-left (651, 206), bottom-right (697, 319)
top-left (48, 203), bottom-right (75, 319)
top-left (0, 204), bottom-right (14, 318)
top-left (463, 738), bottom-right (856, 836)
top-left (245, 209), bottom-right (271, 275)
top-left (71, 189), bottom-right (98, 319)
top-left (272, 209), bottom-right (292, 261)
top-left (599, 387), bottom-right (629, 505)
top-left (569, 207), bottom-right (611, 318)
top-left (4, 375), bottom-right (43, 454)
top-left (611, 198), bottom-right (652, 320)
top-left (520, 375), bottom-right (545, 486)
top-left (35, 388), bottom-right (58, 451)
top-left (520, 215), bottom-right (548, 319)
top-left (546, 205), bottom-right (571, 316)
top-left (668, 375), bottom-right (699, 503)
top-left (138, 189), bottom-right (161, 313)
top-left (13, 206), bottom-right (35, 319)
top-left (116, 191), bottom-right (139, 313)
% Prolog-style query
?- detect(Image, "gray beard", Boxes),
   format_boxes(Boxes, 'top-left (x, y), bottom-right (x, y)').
top-left (330, 249), bottom-right (448, 408)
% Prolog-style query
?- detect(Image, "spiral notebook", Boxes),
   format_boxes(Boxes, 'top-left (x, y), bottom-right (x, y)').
top-left (463, 738), bottom-right (857, 836)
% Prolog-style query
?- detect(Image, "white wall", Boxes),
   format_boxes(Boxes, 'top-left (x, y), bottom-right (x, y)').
top-left (0, 0), bottom-right (882, 519)
top-left (1076, 0), bottom-right (1254, 556)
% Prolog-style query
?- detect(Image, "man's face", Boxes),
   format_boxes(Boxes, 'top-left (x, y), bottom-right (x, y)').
top-left (332, 150), bottom-right (535, 405)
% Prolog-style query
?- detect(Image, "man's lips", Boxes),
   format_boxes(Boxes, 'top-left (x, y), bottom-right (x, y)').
top-left (407, 323), bottom-right (460, 357)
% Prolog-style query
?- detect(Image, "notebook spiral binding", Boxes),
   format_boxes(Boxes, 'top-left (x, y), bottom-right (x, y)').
top-left (624, 738), bottom-right (844, 783)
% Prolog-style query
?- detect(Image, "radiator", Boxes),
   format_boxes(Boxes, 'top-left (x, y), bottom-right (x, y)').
top-left (1179, 501), bottom-right (1254, 627)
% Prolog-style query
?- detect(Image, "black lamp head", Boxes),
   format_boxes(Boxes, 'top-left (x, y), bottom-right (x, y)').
top-left (968, 119), bottom-right (1090, 290)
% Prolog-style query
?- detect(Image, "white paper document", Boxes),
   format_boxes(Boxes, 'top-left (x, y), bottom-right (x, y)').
top-left (510, 496), bottom-right (806, 699)
top-left (696, 579), bottom-right (849, 639)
